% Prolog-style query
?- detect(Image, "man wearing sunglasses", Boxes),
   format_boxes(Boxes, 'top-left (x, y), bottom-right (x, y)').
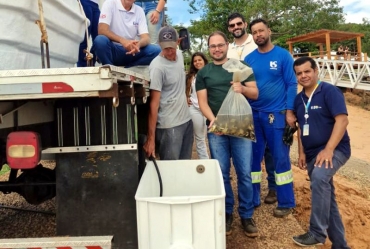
top-left (227, 12), bottom-right (257, 61)
top-left (227, 12), bottom-right (277, 208)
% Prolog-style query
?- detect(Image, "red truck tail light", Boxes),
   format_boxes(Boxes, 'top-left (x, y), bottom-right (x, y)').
top-left (6, 131), bottom-right (41, 169)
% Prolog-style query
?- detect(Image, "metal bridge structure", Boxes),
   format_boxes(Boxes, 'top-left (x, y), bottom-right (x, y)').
top-left (315, 58), bottom-right (370, 91)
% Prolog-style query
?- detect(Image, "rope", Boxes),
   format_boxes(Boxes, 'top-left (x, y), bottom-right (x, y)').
top-left (77, 0), bottom-right (94, 66)
top-left (35, 0), bottom-right (48, 44)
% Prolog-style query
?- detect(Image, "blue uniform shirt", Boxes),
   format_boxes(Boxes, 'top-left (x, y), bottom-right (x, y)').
top-left (245, 46), bottom-right (297, 112)
top-left (294, 82), bottom-right (351, 162)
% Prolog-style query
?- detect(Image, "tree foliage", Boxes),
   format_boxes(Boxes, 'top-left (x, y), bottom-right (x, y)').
top-left (183, 0), bottom-right (345, 49)
top-left (336, 19), bottom-right (370, 55)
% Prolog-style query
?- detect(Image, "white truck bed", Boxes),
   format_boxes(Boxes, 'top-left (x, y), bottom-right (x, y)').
top-left (0, 66), bottom-right (150, 100)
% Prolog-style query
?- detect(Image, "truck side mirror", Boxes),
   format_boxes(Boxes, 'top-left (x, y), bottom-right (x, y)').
top-left (178, 28), bottom-right (190, 51)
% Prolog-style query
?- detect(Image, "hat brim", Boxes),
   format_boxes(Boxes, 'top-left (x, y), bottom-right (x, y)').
top-left (160, 41), bottom-right (177, 49)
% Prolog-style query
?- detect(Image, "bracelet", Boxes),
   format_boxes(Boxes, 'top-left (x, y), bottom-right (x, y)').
top-left (155, 9), bottom-right (161, 13)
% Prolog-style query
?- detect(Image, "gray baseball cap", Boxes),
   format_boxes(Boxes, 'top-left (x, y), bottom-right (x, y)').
top-left (158, 26), bottom-right (178, 49)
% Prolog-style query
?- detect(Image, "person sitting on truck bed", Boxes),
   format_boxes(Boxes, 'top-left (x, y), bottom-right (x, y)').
top-left (92, 0), bottom-right (161, 67)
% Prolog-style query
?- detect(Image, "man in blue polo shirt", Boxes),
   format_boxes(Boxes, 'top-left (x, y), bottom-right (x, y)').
top-left (93, 0), bottom-right (161, 67)
top-left (292, 56), bottom-right (350, 248)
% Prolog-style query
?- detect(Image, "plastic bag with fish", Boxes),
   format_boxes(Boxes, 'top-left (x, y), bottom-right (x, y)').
top-left (209, 62), bottom-right (256, 142)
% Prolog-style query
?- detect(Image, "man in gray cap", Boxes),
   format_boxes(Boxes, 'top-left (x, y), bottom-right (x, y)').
top-left (143, 26), bottom-right (193, 160)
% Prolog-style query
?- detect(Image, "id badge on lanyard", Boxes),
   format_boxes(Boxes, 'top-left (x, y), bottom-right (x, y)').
top-left (301, 82), bottom-right (320, 136)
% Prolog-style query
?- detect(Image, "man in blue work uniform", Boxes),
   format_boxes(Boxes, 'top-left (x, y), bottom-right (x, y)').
top-left (292, 56), bottom-right (350, 247)
top-left (245, 18), bottom-right (296, 217)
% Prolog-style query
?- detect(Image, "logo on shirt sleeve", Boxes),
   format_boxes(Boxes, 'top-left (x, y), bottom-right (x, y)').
top-left (100, 14), bottom-right (106, 19)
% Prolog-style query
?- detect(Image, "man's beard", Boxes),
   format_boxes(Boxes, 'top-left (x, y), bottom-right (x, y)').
top-left (232, 28), bottom-right (246, 38)
top-left (211, 52), bottom-right (227, 62)
top-left (255, 37), bottom-right (269, 47)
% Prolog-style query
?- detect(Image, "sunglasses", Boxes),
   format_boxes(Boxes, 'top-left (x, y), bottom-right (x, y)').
top-left (228, 21), bottom-right (243, 28)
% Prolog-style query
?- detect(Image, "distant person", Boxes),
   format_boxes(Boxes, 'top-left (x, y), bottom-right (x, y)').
top-left (244, 18), bottom-right (297, 218)
top-left (226, 12), bottom-right (276, 206)
top-left (93, 0), bottom-right (161, 67)
top-left (186, 52), bottom-right (209, 159)
top-left (292, 56), bottom-right (350, 248)
top-left (293, 47), bottom-right (301, 55)
top-left (77, 0), bottom-right (100, 67)
top-left (135, 0), bottom-right (166, 44)
top-left (143, 26), bottom-right (193, 160)
top-left (337, 45), bottom-right (344, 56)
top-left (197, 31), bottom-right (259, 237)
top-left (344, 46), bottom-right (350, 59)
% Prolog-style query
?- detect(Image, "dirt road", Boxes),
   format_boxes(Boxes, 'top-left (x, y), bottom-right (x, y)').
top-left (225, 100), bottom-right (370, 249)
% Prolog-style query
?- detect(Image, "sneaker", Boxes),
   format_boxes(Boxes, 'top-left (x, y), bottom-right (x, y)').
top-left (241, 218), bottom-right (258, 238)
top-left (292, 232), bottom-right (323, 246)
top-left (273, 207), bottom-right (292, 218)
top-left (225, 213), bottom-right (233, 236)
top-left (264, 190), bottom-right (277, 204)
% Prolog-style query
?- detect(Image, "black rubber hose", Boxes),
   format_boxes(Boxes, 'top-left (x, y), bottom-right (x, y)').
top-left (149, 156), bottom-right (163, 197)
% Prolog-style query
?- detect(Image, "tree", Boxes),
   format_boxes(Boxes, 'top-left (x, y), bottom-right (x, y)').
top-left (184, 0), bottom-right (345, 49)
top-left (337, 19), bottom-right (370, 55)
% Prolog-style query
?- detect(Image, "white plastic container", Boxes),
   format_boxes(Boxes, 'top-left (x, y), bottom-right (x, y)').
top-left (135, 159), bottom-right (226, 249)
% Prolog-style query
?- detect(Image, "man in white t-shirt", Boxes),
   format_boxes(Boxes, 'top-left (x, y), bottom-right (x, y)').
top-left (227, 12), bottom-right (257, 61)
top-left (227, 12), bottom-right (277, 207)
top-left (93, 0), bottom-right (161, 67)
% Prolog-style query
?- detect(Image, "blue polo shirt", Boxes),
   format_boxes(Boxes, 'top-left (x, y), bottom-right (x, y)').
top-left (245, 46), bottom-right (297, 112)
top-left (294, 82), bottom-right (351, 161)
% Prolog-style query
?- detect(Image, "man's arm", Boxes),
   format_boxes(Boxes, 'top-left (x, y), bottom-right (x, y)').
top-left (98, 23), bottom-right (139, 54)
top-left (143, 90), bottom-right (161, 157)
top-left (232, 81), bottom-right (258, 100)
top-left (197, 89), bottom-right (215, 128)
top-left (138, 33), bottom-right (151, 48)
top-left (314, 114), bottom-right (349, 168)
top-left (283, 54), bottom-right (298, 127)
top-left (149, 0), bottom-right (165, 24)
top-left (297, 126), bottom-right (307, 170)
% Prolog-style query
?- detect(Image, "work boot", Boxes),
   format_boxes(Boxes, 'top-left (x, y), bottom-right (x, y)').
top-left (241, 218), bottom-right (258, 238)
top-left (292, 232), bottom-right (323, 246)
top-left (225, 213), bottom-right (233, 236)
top-left (273, 207), bottom-right (292, 218)
top-left (264, 189), bottom-right (277, 204)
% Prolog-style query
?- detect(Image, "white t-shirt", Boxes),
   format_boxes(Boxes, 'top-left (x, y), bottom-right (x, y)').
top-left (227, 34), bottom-right (257, 61)
top-left (90, 0), bottom-right (99, 4)
top-left (99, 0), bottom-right (148, 40)
top-left (189, 76), bottom-right (199, 109)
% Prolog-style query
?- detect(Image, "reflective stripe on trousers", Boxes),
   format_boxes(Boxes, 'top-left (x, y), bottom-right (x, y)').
top-left (251, 171), bottom-right (262, 183)
top-left (275, 169), bottom-right (293, 185)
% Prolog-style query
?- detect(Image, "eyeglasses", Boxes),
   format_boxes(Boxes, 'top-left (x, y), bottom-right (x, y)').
top-left (228, 21), bottom-right (243, 28)
top-left (208, 43), bottom-right (227, 50)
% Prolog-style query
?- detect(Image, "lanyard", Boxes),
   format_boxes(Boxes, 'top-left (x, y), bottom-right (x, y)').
top-left (301, 81), bottom-right (321, 123)
top-left (233, 42), bottom-right (246, 59)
